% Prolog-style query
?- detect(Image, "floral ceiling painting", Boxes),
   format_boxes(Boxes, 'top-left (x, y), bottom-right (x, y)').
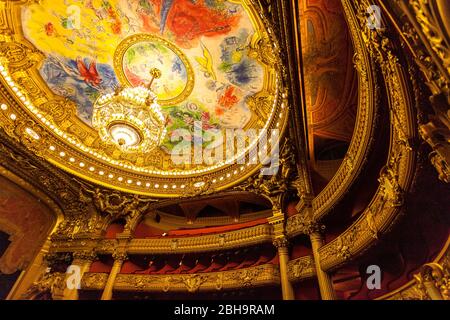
top-left (22, 0), bottom-right (265, 153)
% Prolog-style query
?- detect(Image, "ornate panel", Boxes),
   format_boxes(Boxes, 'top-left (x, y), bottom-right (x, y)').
top-left (82, 264), bottom-right (280, 293)
top-left (49, 223), bottom-right (273, 255)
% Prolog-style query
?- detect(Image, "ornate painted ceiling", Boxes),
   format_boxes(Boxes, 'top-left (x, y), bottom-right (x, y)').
top-left (1, 0), bottom-right (449, 302)
top-left (0, 0), bottom-right (288, 197)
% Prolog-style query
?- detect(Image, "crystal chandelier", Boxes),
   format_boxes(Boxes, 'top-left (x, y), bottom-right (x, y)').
top-left (92, 68), bottom-right (167, 153)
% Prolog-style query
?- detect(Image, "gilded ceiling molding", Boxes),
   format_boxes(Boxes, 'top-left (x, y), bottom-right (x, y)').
top-left (47, 174), bottom-right (277, 253)
top-left (317, 0), bottom-right (418, 272)
top-left (76, 181), bottom-right (158, 235)
top-left (377, 236), bottom-right (450, 300)
top-left (82, 263), bottom-right (280, 293)
top-left (285, 1), bottom-right (380, 236)
top-left (52, 175), bottom-right (274, 237)
top-left (49, 223), bottom-right (273, 255)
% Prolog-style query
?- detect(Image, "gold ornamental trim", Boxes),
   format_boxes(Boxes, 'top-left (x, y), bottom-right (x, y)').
top-left (374, 0), bottom-right (450, 183)
top-left (81, 264), bottom-right (280, 293)
top-left (287, 255), bottom-right (316, 282)
top-left (49, 223), bottom-right (273, 255)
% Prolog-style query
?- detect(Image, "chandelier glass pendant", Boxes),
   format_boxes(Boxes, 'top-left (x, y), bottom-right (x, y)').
top-left (92, 68), bottom-right (167, 153)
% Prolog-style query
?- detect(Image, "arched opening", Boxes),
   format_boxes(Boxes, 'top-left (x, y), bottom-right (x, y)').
top-left (0, 231), bottom-right (20, 300)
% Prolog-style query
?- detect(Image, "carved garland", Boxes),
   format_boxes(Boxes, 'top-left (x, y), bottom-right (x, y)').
top-left (287, 255), bottom-right (316, 283)
top-left (81, 264), bottom-right (280, 293)
top-left (49, 223), bottom-right (273, 255)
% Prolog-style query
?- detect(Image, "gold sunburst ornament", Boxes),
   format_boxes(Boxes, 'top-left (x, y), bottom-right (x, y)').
top-left (92, 68), bottom-right (167, 153)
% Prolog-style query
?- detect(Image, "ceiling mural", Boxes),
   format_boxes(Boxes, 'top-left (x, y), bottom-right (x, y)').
top-left (0, 0), bottom-right (285, 196)
top-left (22, 0), bottom-right (265, 154)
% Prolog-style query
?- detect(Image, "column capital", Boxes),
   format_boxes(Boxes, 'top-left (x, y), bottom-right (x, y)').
top-left (308, 222), bottom-right (324, 235)
top-left (287, 213), bottom-right (325, 236)
top-left (308, 224), bottom-right (325, 239)
top-left (267, 213), bottom-right (285, 225)
top-left (72, 250), bottom-right (97, 262)
top-left (273, 236), bottom-right (290, 249)
top-left (112, 250), bottom-right (128, 262)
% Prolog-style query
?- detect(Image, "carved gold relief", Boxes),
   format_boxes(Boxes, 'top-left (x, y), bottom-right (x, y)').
top-left (22, 272), bottom-right (66, 300)
top-left (288, 256), bottom-right (316, 282)
top-left (82, 264), bottom-right (279, 293)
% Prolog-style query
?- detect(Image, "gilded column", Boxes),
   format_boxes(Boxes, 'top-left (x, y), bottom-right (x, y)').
top-left (63, 250), bottom-right (97, 300)
top-left (100, 251), bottom-right (127, 301)
top-left (422, 280), bottom-right (444, 300)
top-left (308, 227), bottom-right (337, 300)
top-left (273, 236), bottom-right (295, 300)
top-left (418, 265), bottom-right (445, 300)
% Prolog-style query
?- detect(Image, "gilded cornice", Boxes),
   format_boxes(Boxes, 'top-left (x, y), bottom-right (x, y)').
top-left (49, 223), bottom-right (273, 255)
top-left (81, 263), bottom-right (280, 293)
top-left (48, 175), bottom-right (274, 239)
top-left (377, 0), bottom-right (450, 98)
